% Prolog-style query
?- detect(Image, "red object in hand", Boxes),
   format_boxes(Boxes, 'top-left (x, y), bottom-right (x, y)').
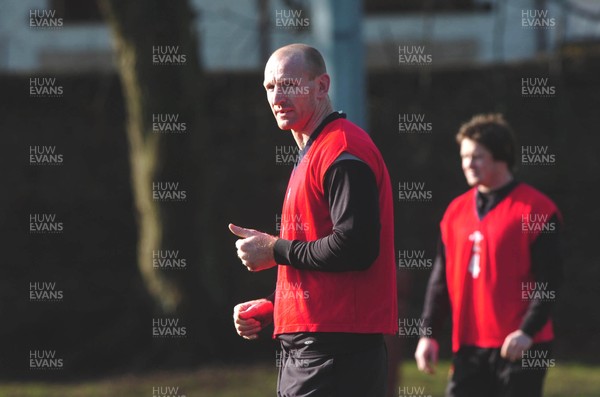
top-left (239, 302), bottom-right (271, 320)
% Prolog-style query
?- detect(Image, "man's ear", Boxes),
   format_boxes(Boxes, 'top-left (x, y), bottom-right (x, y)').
top-left (315, 73), bottom-right (330, 99)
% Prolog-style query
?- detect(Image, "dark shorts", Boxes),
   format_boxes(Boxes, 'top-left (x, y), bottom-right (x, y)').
top-left (447, 342), bottom-right (552, 397)
top-left (277, 332), bottom-right (387, 397)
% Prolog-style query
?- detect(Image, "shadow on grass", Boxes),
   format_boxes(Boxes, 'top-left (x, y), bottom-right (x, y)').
top-left (0, 361), bottom-right (597, 397)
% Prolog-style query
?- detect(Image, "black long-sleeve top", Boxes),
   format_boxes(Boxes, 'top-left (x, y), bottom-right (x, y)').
top-left (272, 112), bottom-right (381, 272)
top-left (421, 180), bottom-right (563, 339)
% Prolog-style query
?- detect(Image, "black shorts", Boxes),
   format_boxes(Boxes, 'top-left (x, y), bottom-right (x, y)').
top-left (277, 332), bottom-right (387, 397)
top-left (447, 342), bottom-right (552, 397)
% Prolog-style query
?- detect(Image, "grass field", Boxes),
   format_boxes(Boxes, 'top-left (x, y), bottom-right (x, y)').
top-left (0, 361), bottom-right (597, 397)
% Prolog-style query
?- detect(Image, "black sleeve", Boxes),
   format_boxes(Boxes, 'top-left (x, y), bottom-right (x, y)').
top-left (272, 159), bottom-right (380, 272)
top-left (265, 291), bottom-right (275, 304)
top-left (421, 236), bottom-right (451, 339)
top-left (519, 213), bottom-right (563, 337)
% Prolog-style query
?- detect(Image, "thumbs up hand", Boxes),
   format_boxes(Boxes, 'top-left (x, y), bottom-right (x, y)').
top-left (229, 223), bottom-right (278, 272)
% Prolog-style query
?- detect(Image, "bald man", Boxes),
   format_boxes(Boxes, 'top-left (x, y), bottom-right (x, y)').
top-left (229, 44), bottom-right (398, 396)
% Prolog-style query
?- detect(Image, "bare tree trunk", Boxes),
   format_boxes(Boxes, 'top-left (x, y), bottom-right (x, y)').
top-left (99, 0), bottom-right (216, 360)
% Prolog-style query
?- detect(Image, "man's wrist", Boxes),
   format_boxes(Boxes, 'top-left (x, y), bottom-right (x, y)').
top-left (273, 238), bottom-right (293, 265)
top-left (518, 327), bottom-right (534, 339)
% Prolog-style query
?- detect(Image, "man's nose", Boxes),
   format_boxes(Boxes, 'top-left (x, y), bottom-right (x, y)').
top-left (273, 85), bottom-right (286, 105)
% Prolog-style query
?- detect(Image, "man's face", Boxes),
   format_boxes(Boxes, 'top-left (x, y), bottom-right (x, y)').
top-left (460, 138), bottom-right (503, 188)
top-left (263, 53), bottom-right (319, 131)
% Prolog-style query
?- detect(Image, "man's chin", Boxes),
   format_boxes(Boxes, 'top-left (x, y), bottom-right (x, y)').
top-left (466, 178), bottom-right (480, 187)
top-left (276, 121), bottom-right (294, 131)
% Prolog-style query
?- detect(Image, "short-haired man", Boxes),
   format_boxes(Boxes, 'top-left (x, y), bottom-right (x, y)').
top-left (229, 44), bottom-right (397, 396)
top-left (415, 114), bottom-right (562, 397)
